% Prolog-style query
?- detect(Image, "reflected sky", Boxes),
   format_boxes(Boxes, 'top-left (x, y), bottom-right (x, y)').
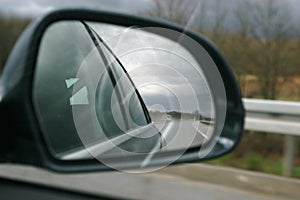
top-left (89, 22), bottom-right (215, 118)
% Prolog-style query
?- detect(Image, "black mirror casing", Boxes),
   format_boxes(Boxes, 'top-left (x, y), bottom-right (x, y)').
top-left (0, 9), bottom-right (245, 172)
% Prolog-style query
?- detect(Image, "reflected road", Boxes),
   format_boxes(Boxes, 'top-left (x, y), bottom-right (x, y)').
top-left (153, 118), bottom-right (214, 150)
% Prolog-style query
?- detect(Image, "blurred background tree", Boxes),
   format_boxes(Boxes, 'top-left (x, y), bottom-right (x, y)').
top-left (249, 0), bottom-right (293, 100)
top-left (143, 0), bottom-right (191, 25)
top-left (0, 15), bottom-right (31, 74)
top-left (142, 0), bottom-right (300, 101)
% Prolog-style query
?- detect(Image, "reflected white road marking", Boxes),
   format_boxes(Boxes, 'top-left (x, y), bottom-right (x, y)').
top-left (192, 121), bottom-right (209, 140)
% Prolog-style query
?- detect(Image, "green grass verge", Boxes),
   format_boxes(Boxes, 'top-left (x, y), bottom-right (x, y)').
top-left (205, 153), bottom-right (300, 178)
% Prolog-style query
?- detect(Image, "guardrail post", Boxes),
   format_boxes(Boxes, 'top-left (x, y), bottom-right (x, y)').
top-left (283, 135), bottom-right (297, 177)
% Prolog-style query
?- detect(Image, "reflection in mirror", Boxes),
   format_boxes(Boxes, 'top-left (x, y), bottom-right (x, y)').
top-left (33, 20), bottom-right (217, 162)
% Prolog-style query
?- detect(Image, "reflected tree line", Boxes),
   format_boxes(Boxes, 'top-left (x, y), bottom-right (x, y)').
top-left (143, 0), bottom-right (300, 100)
top-left (149, 110), bottom-right (213, 121)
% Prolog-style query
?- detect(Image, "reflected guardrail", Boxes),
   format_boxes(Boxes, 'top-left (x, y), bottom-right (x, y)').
top-left (243, 98), bottom-right (300, 177)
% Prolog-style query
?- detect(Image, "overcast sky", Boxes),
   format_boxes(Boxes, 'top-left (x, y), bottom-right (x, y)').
top-left (0, 0), bottom-right (150, 16)
top-left (1, 0), bottom-right (300, 36)
top-left (1, 0), bottom-right (300, 20)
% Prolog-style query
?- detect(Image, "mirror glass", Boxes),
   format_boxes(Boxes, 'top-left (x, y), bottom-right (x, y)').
top-left (33, 20), bottom-right (221, 162)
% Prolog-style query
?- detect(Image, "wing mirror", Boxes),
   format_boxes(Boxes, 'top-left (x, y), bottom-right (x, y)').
top-left (0, 10), bottom-right (244, 172)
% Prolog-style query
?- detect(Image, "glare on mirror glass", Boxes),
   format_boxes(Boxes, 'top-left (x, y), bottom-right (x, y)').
top-left (33, 20), bottom-right (216, 161)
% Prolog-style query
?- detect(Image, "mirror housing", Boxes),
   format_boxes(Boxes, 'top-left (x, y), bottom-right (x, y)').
top-left (0, 9), bottom-right (244, 172)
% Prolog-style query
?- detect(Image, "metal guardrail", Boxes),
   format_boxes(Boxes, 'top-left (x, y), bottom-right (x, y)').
top-left (243, 98), bottom-right (300, 135)
top-left (242, 98), bottom-right (300, 177)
